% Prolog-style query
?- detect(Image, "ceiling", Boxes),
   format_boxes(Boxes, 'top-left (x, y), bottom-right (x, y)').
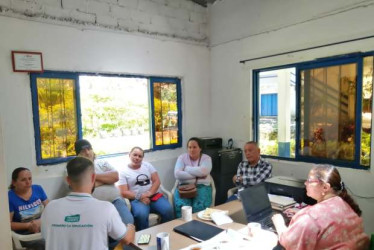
top-left (190, 0), bottom-right (217, 7)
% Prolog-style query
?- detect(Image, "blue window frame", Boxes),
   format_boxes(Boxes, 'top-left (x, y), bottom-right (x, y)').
top-left (253, 52), bottom-right (374, 169)
top-left (150, 77), bottom-right (182, 150)
top-left (30, 71), bottom-right (182, 165)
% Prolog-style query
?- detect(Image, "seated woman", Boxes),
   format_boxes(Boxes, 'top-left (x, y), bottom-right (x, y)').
top-left (272, 164), bottom-right (369, 250)
top-left (174, 137), bottom-right (213, 218)
top-left (118, 147), bottom-right (173, 230)
top-left (8, 167), bottom-right (49, 250)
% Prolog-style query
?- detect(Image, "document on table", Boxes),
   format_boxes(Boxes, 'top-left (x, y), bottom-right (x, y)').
top-left (211, 211), bottom-right (233, 226)
top-left (181, 228), bottom-right (278, 250)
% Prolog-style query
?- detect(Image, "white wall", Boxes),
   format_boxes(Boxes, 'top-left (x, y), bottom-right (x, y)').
top-left (0, 13), bottom-right (210, 204)
top-left (0, 115), bottom-right (12, 250)
top-left (209, 0), bottom-right (374, 234)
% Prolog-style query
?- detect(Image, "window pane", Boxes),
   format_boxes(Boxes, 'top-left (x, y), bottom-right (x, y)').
top-left (80, 76), bottom-right (150, 155)
top-left (361, 56), bottom-right (373, 166)
top-left (153, 82), bottom-right (179, 146)
top-left (258, 68), bottom-right (296, 158)
top-left (37, 78), bottom-right (77, 159)
top-left (300, 63), bottom-right (357, 161)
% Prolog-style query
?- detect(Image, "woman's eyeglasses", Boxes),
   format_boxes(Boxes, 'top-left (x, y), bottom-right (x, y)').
top-left (304, 178), bottom-right (320, 185)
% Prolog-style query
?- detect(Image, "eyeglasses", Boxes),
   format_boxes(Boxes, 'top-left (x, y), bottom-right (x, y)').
top-left (304, 178), bottom-right (320, 185)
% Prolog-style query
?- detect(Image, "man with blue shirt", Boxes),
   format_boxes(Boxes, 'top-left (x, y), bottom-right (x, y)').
top-left (41, 157), bottom-right (135, 250)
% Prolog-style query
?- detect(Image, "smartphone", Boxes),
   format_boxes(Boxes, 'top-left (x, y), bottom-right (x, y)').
top-left (137, 234), bottom-right (151, 245)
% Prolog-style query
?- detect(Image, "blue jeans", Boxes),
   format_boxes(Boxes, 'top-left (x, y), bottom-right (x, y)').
top-left (130, 196), bottom-right (174, 231)
top-left (109, 198), bottom-right (134, 250)
top-left (112, 198), bottom-right (134, 225)
top-left (226, 194), bottom-right (238, 202)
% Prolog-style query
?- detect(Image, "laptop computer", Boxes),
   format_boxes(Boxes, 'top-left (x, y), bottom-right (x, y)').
top-left (173, 220), bottom-right (224, 242)
top-left (239, 182), bottom-right (277, 231)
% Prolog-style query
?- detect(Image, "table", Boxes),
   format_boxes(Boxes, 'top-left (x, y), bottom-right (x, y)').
top-left (133, 218), bottom-right (247, 249)
top-left (130, 200), bottom-right (249, 250)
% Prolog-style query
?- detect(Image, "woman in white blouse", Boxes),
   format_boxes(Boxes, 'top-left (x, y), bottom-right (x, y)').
top-left (174, 137), bottom-right (213, 218)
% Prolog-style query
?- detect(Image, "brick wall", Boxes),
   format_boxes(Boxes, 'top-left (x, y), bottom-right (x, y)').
top-left (0, 0), bottom-right (208, 43)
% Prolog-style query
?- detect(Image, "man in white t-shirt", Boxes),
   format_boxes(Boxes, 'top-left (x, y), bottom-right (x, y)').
top-left (41, 157), bottom-right (135, 250)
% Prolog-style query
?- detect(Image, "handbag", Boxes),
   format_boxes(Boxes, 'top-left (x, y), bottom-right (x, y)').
top-left (178, 156), bottom-right (201, 199)
top-left (178, 182), bottom-right (197, 198)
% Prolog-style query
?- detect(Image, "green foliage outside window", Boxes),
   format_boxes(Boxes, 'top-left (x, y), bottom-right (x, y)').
top-left (79, 76), bottom-right (150, 155)
top-left (153, 82), bottom-right (179, 146)
top-left (32, 73), bottom-right (182, 164)
top-left (37, 78), bottom-right (77, 159)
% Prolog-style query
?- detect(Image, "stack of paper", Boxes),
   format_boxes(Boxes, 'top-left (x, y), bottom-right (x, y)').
top-left (211, 211), bottom-right (233, 226)
top-left (268, 194), bottom-right (296, 210)
top-left (181, 228), bottom-right (278, 250)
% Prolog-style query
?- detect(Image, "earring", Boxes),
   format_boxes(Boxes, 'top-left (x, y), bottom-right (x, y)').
top-left (322, 192), bottom-right (325, 196)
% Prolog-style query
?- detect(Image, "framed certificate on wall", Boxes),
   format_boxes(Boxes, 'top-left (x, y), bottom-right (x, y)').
top-left (12, 51), bottom-right (44, 73)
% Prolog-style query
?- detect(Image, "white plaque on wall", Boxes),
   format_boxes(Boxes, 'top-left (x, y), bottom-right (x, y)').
top-left (12, 51), bottom-right (44, 73)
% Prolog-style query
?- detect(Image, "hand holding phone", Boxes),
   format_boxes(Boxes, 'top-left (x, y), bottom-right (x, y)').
top-left (137, 234), bottom-right (151, 245)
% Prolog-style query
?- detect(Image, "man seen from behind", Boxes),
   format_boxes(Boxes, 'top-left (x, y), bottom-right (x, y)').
top-left (41, 157), bottom-right (135, 250)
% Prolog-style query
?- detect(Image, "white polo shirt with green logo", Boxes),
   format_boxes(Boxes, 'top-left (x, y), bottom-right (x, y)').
top-left (41, 192), bottom-right (127, 250)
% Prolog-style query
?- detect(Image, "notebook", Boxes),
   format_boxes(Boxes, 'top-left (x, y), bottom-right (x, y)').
top-left (239, 183), bottom-right (277, 231)
top-left (173, 220), bottom-right (224, 242)
top-left (268, 193), bottom-right (296, 211)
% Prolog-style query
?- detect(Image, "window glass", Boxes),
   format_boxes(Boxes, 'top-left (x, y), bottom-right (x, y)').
top-left (255, 54), bottom-right (372, 168)
top-left (153, 82), bottom-right (179, 146)
top-left (79, 76), bottom-right (151, 155)
top-left (258, 68), bottom-right (296, 158)
top-left (361, 56), bottom-right (373, 166)
top-left (300, 63), bottom-right (357, 161)
top-left (36, 78), bottom-right (77, 159)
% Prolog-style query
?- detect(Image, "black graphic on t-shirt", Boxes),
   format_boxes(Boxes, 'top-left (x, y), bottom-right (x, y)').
top-left (135, 174), bottom-right (151, 186)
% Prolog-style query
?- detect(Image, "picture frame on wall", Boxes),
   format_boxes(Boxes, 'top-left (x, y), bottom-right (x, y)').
top-left (11, 51), bottom-right (44, 73)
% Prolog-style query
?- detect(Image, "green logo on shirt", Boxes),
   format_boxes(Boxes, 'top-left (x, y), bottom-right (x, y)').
top-left (64, 214), bottom-right (80, 222)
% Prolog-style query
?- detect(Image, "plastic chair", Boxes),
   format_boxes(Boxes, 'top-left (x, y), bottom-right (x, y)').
top-left (227, 186), bottom-right (239, 198)
top-left (11, 231), bottom-right (42, 250)
top-left (171, 174), bottom-right (216, 208)
top-left (124, 185), bottom-right (172, 227)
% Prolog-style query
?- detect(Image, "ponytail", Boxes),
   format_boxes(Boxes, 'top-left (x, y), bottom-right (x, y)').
top-left (339, 188), bottom-right (362, 216)
top-left (312, 164), bottom-right (363, 217)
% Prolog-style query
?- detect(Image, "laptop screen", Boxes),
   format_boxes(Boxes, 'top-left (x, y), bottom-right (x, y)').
top-left (239, 183), bottom-right (272, 219)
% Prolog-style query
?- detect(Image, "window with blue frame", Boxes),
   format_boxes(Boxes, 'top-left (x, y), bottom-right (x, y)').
top-left (30, 71), bottom-right (182, 165)
top-left (254, 53), bottom-right (373, 169)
